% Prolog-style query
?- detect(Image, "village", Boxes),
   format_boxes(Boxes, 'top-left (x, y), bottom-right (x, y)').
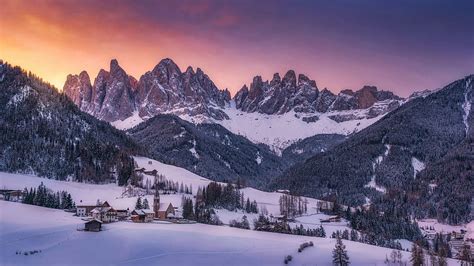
top-left (1, 157), bottom-right (473, 262)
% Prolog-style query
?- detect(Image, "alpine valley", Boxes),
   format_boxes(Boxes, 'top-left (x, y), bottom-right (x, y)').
top-left (1, 58), bottom-right (473, 265)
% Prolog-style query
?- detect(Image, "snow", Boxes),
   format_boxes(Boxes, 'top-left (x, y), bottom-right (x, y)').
top-left (7, 85), bottom-right (34, 106)
top-left (417, 219), bottom-right (468, 235)
top-left (109, 101), bottom-right (393, 154)
top-left (411, 157), bottom-right (425, 179)
top-left (462, 78), bottom-right (472, 135)
top-left (111, 111), bottom-right (145, 130)
top-left (215, 104), bottom-right (386, 154)
top-left (0, 157), bottom-right (461, 265)
top-left (0, 200), bottom-right (430, 266)
top-left (364, 144), bottom-right (390, 193)
top-left (189, 139), bottom-right (200, 159)
top-left (255, 151), bottom-right (262, 165)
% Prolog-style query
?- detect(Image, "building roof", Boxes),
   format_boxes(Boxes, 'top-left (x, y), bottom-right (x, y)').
top-left (132, 209), bottom-right (155, 215)
top-left (157, 202), bottom-right (173, 211)
top-left (85, 219), bottom-right (103, 224)
top-left (91, 206), bottom-right (115, 214)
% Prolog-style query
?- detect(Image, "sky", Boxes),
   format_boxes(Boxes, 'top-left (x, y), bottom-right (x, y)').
top-left (1, 0), bottom-right (473, 97)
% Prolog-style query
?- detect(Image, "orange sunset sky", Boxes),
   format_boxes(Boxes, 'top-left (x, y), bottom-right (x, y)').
top-left (1, 0), bottom-right (473, 97)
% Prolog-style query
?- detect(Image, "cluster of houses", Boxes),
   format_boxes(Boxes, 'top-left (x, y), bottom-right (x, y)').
top-left (79, 189), bottom-right (177, 232)
top-left (421, 225), bottom-right (474, 258)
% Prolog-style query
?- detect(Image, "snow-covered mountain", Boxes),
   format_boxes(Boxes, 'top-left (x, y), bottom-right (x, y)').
top-left (63, 58), bottom-right (231, 122)
top-left (0, 61), bottom-right (139, 184)
top-left (273, 74), bottom-right (474, 224)
top-left (63, 58), bottom-right (404, 152)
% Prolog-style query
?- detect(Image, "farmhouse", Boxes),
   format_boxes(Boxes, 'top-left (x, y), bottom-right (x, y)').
top-left (320, 215), bottom-right (341, 223)
top-left (116, 209), bottom-right (129, 221)
top-left (90, 201), bottom-right (117, 223)
top-left (131, 209), bottom-right (155, 223)
top-left (84, 219), bottom-right (102, 232)
top-left (0, 189), bottom-right (25, 202)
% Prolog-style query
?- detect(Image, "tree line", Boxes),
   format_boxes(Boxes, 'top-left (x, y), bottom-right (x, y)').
top-left (22, 182), bottom-right (75, 209)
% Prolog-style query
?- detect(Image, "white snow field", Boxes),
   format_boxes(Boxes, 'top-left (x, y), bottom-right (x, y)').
top-left (109, 100), bottom-right (393, 154)
top-left (0, 201), bottom-right (421, 266)
top-left (0, 157), bottom-right (460, 265)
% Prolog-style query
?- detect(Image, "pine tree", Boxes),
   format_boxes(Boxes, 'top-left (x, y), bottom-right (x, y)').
top-left (410, 243), bottom-right (424, 266)
top-left (332, 235), bottom-right (350, 265)
top-left (135, 197), bottom-right (143, 210)
top-left (142, 198), bottom-right (150, 209)
top-left (457, 244), bottom-right (472, 266)
top-left (437, 247), bottom-right (447, 266)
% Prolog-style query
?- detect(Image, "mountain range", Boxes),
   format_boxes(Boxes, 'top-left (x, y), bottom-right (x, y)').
top-left (64, 58), bottom-right (403, 152)
top-left (1, 58), bottom-right (472, 225)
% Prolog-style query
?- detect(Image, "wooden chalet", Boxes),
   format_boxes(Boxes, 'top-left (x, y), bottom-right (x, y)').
top-left (116, 209), bottom-right (130, 221)
top-left (131, 209), bottom-right (155, 223)
top-left (84, 219), bottom-right (102, 232)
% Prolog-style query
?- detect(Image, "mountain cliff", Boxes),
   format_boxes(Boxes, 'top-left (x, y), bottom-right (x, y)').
top-left (64, 58), bottom-right (231, 122)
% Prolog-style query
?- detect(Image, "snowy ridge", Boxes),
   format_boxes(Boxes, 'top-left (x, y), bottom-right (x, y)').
top-left (462, 78), bottom-right (472, 135)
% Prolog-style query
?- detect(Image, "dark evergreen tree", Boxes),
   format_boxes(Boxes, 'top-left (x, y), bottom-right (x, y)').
top-left (332, 235), bottom-right (350, 266)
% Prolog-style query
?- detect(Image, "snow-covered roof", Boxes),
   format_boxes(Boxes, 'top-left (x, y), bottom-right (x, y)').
top-left (158, 202), bottom-right (173, 211)
top-left (86, 219), bottom-right (103, 224)
top-left (132, 209), bottom-right (155, 215)
top-left (91, 207), bottom-right (114, 214)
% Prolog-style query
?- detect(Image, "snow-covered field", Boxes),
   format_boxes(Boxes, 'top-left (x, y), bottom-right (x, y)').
top-left (0, 201), bottom-right (418, 266)
top-left (0, 157), bottom-right (461, 265)
top-left (0, 157), bottom-right (345, 231)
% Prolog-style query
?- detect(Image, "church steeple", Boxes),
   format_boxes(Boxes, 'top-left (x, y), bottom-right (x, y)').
top-left (153, 189), bottom-right (160, 218)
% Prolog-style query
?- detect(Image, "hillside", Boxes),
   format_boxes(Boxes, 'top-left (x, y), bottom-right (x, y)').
top-left (0, 61), bottom-right (140, 184)
top-left (127, 115), bottom-right (287, 187)
top-left (272, 75), bottom-right (474, 224)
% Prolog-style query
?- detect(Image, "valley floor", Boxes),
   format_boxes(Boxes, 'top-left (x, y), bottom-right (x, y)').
top-left (0, 201), bottom-right (420, 266)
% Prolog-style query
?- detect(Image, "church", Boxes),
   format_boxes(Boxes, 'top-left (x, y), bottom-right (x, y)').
top-left (153, 189), bottom-right (176, 220)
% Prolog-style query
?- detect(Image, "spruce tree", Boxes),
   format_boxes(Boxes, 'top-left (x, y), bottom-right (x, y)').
top-left (332, 235), bottom-right (350, 266)
top-left (142, 198), bottom-right (150, 209)
top-left (457, 245), bottom-right (472, 266)
top-left (410, 243), bottom-right (424, 266)
top-left (135, 197), bottom-right (143, 210)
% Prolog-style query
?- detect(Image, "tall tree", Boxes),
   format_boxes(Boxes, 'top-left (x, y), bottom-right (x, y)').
top-left (410, 243), bottom-right (424, 266)
top-left (135, 197), bottom-right (143, 210)
top-left (332, 235), bottom-right (350, 266)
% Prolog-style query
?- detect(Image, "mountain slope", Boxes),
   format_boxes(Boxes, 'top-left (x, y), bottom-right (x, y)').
top-left (271, 75), bottom-right (474, 223)
top-left (0, 61), bottom-right (140, 184)
top-left (127, 115), bottom-right (286, 187)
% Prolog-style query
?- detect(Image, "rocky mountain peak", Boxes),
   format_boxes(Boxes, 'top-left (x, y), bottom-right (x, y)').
top-left (282, 70), bottom-right (297, 88)
top-left (110, 59), bottom-right (121, 73)
top-left (153, 58), bottom-right (181, 76)
top-left (64, 58), bottom-right (231, 123)
top-left (234, 71), bottom-right (402, 116)
top-left (270, 73), bottom-right (281, 86)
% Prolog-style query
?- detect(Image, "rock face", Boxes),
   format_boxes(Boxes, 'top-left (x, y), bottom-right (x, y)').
top-left (63, 58), bottom-right (231, 122)
top-left (234, 71), bottom-right (402, 116)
